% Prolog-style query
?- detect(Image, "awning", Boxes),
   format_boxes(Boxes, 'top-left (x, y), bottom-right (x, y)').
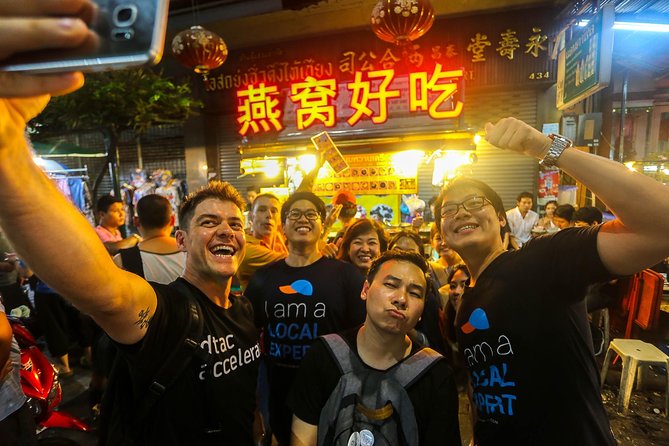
top-left (31, 141), bottom-right (107, 158)
top-left (239, 129), bottom-right (478, 158)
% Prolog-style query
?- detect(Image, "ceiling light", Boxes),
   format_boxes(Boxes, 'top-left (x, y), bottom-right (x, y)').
top-left (576, 18), bottom-right (669, 33)
top-left (612, 21), bottom-right (669, 32)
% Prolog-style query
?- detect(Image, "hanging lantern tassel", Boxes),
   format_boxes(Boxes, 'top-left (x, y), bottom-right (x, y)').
top-left (371, 0), bottom-right (435, 49)
top-left (171, 25), bottom-right (228, 80)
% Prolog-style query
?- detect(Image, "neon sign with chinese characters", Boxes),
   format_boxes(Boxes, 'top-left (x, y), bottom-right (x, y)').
top-left (235, 64), bottom-right (464, 136)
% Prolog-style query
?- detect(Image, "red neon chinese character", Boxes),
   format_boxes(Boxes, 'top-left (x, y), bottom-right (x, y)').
top-left (379, 48), bottom-right (401, 70)
top-left (409, 64), bottom-right (463, 119)
top-left (290, 76), bottom-right (338, 130)
top-left (237, 83), bottom-right (283, 136)
top-left (339, 51), bottom-right (356, 74)
top-left (347, 69), bottom-right (400, 126)
top-left (358, 51), bottom-right (378, 71)
top-left (407, 44), bottom-right (425, 68)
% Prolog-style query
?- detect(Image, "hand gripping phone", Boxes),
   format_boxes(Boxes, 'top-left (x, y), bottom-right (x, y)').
top-left (0, 0), bottom-right (169, 73)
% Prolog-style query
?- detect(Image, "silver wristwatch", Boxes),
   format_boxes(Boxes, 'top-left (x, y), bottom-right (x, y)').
top-left (540, 134), bottom-right (572, 167)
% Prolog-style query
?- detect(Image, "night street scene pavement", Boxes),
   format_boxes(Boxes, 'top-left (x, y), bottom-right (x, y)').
top-left (40, 343), bottom-right (669, 446)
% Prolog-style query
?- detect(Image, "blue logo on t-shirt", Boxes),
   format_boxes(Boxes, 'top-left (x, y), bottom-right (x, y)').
top-left (461, 307), bottom-right (490, 334)
top-left (279, 279), bottom-right (313, 296)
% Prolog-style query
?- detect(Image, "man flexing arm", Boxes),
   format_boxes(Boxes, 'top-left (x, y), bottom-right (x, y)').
top-left (485, 117), bottom-right (669, 275)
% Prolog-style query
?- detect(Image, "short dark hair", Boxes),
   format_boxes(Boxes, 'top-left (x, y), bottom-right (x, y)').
top-left (388, 229), bottom-right (423, 253)
top-left (516, 191), bottom-right (533, 202)
top-left (96, 194), bottom-right (122, 214)
top-left (251, 192), bottom-right (280, 213)
top-left (281, 191), bottom-right (327, 224)
top-left (554, 204), bottom-right (576, 222)
top-left (136, 194), bottom-right (172, 230)
top-left (573, 206), bottom-right (603, 225)
top-left (179, 181), bottom-right (246, 230)
top-left (447, 263), bottom-right (470, 284)
top-left (367, 249), bottom-right (431, 297)
top-left (435, 177), bottom-right (505, 229)
top-left (337, 218), bottom-right (388, 263)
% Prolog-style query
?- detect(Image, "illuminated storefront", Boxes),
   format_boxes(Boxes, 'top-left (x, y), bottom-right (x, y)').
top-left (207, 6), bottom-right (558, 216)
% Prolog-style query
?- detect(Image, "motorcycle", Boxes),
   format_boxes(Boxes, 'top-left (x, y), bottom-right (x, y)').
top-left (10, 317), bottom-right (90, 432)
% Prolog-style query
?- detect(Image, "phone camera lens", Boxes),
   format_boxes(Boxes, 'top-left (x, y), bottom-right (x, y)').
top-left (113, 5), bottom-right (138, 27)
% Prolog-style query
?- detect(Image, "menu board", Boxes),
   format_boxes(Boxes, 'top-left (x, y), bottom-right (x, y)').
top-left (313, 153), bottom-right (417, 196)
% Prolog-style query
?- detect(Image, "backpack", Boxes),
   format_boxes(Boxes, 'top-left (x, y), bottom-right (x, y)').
top-left (119, 245), bottom-right (145, 278)
top-left (317, 333), bottom-right (442, 446)
top-left (98, 279), bottom-right (209, 445)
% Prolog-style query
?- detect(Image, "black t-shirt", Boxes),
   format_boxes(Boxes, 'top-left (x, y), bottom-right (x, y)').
top-left (288, 328), bottom-right (462, 446)
top-left (245, 257), bottom-right (366, 439)
top-left (455, 226), bottom-right (616, 445)
top-left (101, 278), bottom-right (260, 445)
top-left (246, 257), bottom-right (366, 367)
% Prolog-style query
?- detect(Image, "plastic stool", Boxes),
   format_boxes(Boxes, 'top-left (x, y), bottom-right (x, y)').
top-left (600, 338), bottom-right (669, 417)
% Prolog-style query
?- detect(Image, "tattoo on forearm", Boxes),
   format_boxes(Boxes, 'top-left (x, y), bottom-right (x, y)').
top-left (134, 307), bottom-right (152, 330)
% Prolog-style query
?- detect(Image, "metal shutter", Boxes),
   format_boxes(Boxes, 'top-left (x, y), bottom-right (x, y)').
top-left (417, 89), bottom-right (539, 210)
top-left (465, 89), bottom-right (539, 210)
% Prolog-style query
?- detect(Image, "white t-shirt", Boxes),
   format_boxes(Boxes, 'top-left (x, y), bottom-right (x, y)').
top-left (505, 207), bottom-right (539, 246)
top-left (140, 251), bottom-right (186, 284)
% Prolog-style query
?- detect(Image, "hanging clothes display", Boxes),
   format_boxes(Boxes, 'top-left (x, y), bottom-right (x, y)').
top-left (37, 158), bottom-right (95, 226)
top-left (153, 169), bottom-right (187, 228)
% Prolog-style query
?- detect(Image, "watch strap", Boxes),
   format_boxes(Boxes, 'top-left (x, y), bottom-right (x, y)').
top-left (540, 134), bottom-right (572, 167)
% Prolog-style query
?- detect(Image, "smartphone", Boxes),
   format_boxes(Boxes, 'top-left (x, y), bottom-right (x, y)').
top-left (0, 0), bottom-right (169, 73)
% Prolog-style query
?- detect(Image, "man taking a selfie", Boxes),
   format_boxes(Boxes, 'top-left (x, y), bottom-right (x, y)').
top-left (0, 2), bottom-right (260, 444)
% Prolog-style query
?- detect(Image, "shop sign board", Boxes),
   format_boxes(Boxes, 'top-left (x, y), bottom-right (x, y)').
top-left (313, 153), bottom-right (417, 197)
top-left (556, 5), bottom-right (614, 110)
top-left (201, 7), bottom-right (557, 138)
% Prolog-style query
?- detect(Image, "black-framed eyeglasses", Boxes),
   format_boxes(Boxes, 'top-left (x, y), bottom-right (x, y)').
top-left (287, 209), bottom-right (321, 221)
top-left (440, 196), bottom-right (492, 218)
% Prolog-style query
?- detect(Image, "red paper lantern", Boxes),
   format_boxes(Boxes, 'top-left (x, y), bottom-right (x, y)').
top-left (371, 0), bottom-right (435, 47)
top-left (171, 25), bottom-right (228, 78)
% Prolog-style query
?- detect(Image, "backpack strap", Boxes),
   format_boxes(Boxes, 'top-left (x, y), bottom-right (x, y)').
top-left (132, 279), bottom-right (209, 424)
top-left (390, 347), bottom-right (442, 388)
top-left (321, 333), bottom-right (361, 375)
top-left (119, 245), bottom-right (145, 278)
top-left (321, 333), bottom-right (442, 388)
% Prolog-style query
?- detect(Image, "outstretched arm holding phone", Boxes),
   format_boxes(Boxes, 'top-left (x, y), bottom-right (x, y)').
top-left (0, 1), bottom-right (157, 346)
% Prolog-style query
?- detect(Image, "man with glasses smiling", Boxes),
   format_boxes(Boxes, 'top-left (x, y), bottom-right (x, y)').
top-left (245, 191), bottom-right (366, 446)
top-left (436, 117), bottom-right (669, 445)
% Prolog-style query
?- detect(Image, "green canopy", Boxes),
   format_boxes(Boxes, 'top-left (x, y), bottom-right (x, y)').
top-left (31, 141), bottom-right (107, 158)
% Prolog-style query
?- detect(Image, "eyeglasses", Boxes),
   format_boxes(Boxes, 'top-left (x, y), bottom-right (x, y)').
top-left (440, 196), bottom-right (492, 218)
top-left (286, 209), bottom-right (321, 221)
